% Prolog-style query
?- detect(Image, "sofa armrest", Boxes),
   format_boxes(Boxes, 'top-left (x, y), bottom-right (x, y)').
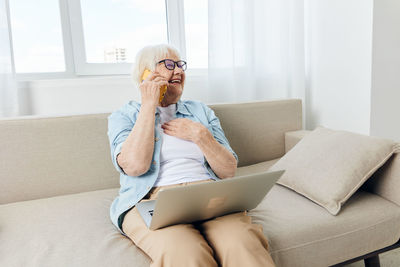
top-left (285, 130), bottom-right (312, 153)
top-left (362, 152), bottom-right (400, 206)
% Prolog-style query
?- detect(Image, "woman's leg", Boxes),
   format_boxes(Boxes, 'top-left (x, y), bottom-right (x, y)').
top-left (198, 211), bottom-right (276, 267)
top-left (122, 180), bottom-right (218, 267)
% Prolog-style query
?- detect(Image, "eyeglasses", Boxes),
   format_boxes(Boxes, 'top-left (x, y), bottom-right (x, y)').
top-left (158, 59), bottom-right (187, 71)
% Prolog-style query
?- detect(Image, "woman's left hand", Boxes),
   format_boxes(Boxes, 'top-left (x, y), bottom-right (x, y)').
top-left (161, 118), bottom-right (208, 143)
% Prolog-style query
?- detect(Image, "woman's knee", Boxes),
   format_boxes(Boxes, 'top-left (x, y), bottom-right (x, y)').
top-left (203, 212), bottom-right (270, 252)
top-left (155, 230), bottom-right (217, 267)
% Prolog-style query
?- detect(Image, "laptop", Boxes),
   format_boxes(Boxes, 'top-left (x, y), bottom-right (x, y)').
top-left (136, 170), bottom-right (285, 230)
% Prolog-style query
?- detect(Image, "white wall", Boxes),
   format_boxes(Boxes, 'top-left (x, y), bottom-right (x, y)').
top-left (305, 0), bottom-right (374, 134)
top-left (17, 73), bottom-right (210, 116)
top-left (370, 0), bottom-right (400, 142)
top-left (18, 77), bottom-right (136, 116)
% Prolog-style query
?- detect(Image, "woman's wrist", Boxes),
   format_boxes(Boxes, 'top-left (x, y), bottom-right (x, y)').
top-left (140, 103), bottom-right (157, 114)
top-left (193, 126), bottom-right (213, 146)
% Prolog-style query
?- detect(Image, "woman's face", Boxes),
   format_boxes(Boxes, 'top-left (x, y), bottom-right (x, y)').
top-left (155, 53), bottom-right (186, 106)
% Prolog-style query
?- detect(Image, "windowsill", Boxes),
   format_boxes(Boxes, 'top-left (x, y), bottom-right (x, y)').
top-left (16, 68), bottom-right (207, 83)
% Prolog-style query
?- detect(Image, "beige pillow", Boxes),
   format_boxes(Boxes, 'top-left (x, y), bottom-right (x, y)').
top-left (269, 126), bottom-right (400, 215)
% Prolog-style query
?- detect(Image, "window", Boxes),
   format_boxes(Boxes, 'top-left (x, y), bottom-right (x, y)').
top-left (80, 0), bottom-right (167, 64)
top-left (9, 0), bottom-right (65, 73)
top-left (7, 0), bottom-right (208, 79)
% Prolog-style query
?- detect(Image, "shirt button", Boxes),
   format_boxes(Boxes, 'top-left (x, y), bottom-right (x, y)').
top-left (152, 161), bottom-right (156, 165)
top-left (155, 137), bottom-right (159, 142)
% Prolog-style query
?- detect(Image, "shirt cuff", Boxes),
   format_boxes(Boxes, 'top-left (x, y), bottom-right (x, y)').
top-left (113, 142), bottom-right (127, 175)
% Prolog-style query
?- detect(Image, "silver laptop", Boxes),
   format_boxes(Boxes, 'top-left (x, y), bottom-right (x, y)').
top-left (136, 170), bottom-right (284, 230)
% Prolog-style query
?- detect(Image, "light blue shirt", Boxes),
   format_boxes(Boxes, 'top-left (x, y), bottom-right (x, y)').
top-left (107, 99), bottom-right (238, 236)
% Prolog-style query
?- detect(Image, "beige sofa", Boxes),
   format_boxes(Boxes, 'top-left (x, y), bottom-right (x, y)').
top-left (1, 98), bottom-right (400, 267)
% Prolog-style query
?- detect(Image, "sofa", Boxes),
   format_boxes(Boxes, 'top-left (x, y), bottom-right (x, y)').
top-left (1, 98), bottom-right (400, 267)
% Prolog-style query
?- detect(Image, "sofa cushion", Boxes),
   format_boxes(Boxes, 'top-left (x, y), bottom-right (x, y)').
top-left (251, 185), bottom-right (400, 267)
top-left (235, 158), bottom-right (280, 177)
top-left (209, 99), bottom-right (302, 167)
top-left (362, 153), bottom-right (400, 207)
top-left (0, 114), bottom-right (119, 205)
top-left (0, 189), bottom-right (150, 267)
top-left (269, 126), bottom-right (400, 215)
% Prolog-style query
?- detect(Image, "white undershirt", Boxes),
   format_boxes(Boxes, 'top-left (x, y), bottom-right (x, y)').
top-left (153, 104), bottom-right (213, 187)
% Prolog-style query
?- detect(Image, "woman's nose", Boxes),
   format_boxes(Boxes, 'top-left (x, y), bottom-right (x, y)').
top-left (174, 66), bottom-right (183, 75)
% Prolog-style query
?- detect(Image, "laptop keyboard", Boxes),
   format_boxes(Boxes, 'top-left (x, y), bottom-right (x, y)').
top-left (148, 210), bottom-right (154, 217)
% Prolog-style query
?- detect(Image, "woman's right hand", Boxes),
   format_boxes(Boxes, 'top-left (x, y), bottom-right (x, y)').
top-left (139, 71), bottom-right (169, 108)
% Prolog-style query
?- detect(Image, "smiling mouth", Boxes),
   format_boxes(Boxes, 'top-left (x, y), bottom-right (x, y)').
top-left (169, 79), bottom-right (181, 84)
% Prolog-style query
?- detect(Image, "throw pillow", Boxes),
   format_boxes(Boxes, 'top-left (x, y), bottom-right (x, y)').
top-left (269, 126), bottom-right (400, 215)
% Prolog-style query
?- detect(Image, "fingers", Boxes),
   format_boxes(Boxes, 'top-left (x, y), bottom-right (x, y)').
top-left (146, 71), bottom-right (166, 82)
top-left (161, 122), bottom-right (176, 133)
top-left (161, 124), bottom-right (176, 137)
top-left (161, 123), bottom-right (173, 130)
top-left (161, 120), bottom-right (185, 131)
top-left (165, 118), bottom-right (184, 124)
top-left (142, 71), bottom-right (169, 90)
top-left (163, 129), bottom-right (176, 137)
top-left (153, 76), bottom-right (168, 83)
top-left (156, 80), bottom-right (169, 87)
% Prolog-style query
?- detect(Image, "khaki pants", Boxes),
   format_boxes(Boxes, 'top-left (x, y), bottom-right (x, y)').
top-left (122, 179), bottom-right (276, 267)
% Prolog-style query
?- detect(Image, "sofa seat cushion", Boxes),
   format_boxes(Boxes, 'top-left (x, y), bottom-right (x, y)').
top-left (0, 188), bottom-right (150, 267)
top-left (235, 158), bottom-right (280, 177)
top-left (250, 184), bottom-right (400, 267)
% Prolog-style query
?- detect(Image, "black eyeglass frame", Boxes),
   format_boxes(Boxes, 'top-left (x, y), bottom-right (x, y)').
top-left (157, 59), bottom-right (187, 71)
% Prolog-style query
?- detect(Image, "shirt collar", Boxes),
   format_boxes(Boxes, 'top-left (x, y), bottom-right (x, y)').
top-left (176, 100), bottom-right (191, 115)
top-left (153, 100), bottom-right (190, 116)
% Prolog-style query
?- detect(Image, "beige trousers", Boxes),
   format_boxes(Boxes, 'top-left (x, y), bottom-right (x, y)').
top-left (122, 179), bottom-right (276, 267)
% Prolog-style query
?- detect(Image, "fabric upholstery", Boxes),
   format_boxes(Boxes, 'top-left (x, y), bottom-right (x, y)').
top-left (0, 113), bottom-right (119, 204)
top-left (362, 153), bottom-right (400, 206)
top-left (251, 184), bottom-right (400, 267)
top-left (209, 99), bottom-right (302, 167)
top-left (269, 126), bottom-right (400, 215)
top-left (0, 188), bottom-right (150, 267)
top-left (235, 158), bottom-right (280, 177)
top-left (284, 130), bottom-right (311, 153)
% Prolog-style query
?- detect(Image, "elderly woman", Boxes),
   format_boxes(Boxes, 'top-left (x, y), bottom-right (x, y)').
top-left (107, 44), bottom-right (275, 267)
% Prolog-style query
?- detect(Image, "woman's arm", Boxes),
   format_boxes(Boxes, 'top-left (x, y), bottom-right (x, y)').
top-left (117, 73), bottom-right (168, 177)
top-left (195, 127), bottom-right (237, 178)
top-left (117, 104), bottom-right (156, 176)
top-left (161, 119), bottom-right (237, 179)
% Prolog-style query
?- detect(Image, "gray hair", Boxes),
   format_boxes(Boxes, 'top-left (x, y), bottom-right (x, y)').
top-left (131, 44), bottom-right (181, 88)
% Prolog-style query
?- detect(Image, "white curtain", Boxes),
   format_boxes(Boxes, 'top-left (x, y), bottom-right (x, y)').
top-left (208, 0), bottom-right (306, 124)
top-left (0, 0), bottom-right (18, 117)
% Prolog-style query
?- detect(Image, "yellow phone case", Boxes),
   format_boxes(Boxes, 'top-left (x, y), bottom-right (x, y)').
top-left (141, 69), bottom-right (167, 103)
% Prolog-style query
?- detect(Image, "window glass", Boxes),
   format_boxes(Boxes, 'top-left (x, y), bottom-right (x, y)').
top-left (80, 0), bottom-right (168, 63)
top-left (9, 0), bottom-right (65, 73)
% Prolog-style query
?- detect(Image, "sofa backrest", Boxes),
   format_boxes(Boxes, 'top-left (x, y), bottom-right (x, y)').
top-left (362, 152), bottom-right (400, 206)
top-left (0, 98), bottom-right (302, 204)
top-left (0, 113), bottom-right (116, 204)
top-left (209, 99), bottom-right (302, 167)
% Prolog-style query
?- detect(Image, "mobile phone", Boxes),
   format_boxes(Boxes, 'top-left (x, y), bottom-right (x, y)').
top-left (141, 69), bottom-right (167, 103)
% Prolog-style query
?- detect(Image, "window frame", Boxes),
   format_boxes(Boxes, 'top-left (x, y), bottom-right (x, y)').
top-left (68, 0), bottom-right (133, 75)
top-left (13, 0), bottom-right (198, 81)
